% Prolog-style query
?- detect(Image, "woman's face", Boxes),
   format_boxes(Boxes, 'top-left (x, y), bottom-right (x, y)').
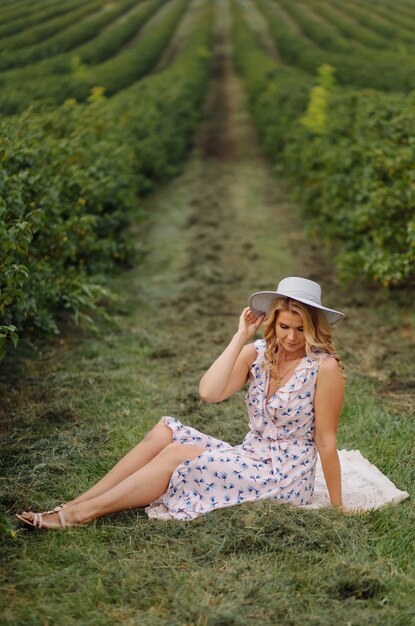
top-left (275, 310), bottom-right (306, 353)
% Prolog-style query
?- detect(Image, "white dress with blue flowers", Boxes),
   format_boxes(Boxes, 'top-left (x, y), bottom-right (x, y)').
top-left (145, 338), bottom-right (329, 521)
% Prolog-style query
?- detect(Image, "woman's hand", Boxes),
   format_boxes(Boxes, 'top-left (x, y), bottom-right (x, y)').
top-left (337, 504), bottom-right (365, 516)
top-left (237, 307), bottom-right (265, 341)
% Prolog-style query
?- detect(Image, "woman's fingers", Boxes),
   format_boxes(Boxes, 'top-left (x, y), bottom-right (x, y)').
top-left (238, 308), bottom-right (265, 336)
top-left (245, 308), bottom-right (264, 326)
top-left (254, 312), bottom-right (265, 328)
top-left (239, 307), bottom-right (254, 324)
top-left (242, 307), bottom-right (262, 322)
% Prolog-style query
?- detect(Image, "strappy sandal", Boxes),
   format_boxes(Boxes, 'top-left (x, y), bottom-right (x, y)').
top-left (16, 507), bottom-right (70, 529)
top-left (44, 503), bottom-right (66, 514)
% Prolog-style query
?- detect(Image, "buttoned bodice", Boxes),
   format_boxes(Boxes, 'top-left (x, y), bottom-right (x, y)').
top-left (241, 339), bottom-right (328, 468)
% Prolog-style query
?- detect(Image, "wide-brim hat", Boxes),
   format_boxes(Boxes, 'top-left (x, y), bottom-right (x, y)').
top-left (248, 276), bottom-right (345, 325)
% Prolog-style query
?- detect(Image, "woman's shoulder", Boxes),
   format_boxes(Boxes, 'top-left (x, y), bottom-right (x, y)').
top-left (314, 352), bottom-right (342, 377)
top-left (319, 354), bottom-right (341, 370)
top-left (310, 347), bottom-right (333, 362)
top-left (308, 348), bottom-right (340, 371)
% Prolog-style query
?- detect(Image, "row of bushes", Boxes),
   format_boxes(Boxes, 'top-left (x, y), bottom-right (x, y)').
top-left (284, 0), bottom-right (415, 51)
top-left (1, 0), bottom-right (102, 51)
top-left (0, 0), bottom-right (156, 85)
top-left (0, 0), bottom-right (143, 71)
top-left (232, 1), bottom-right (414, 288)
top-left (0, 0), bottom-right (74, 27)
top-left (0, 0), bottom-right (86, 38)
top-left (347, 2), bottom-right (415, 43)
top-left (0, 2), bottom-right (214, 359)
top-left (307, 0), bottom-right (401, 51)
top-left (254, 0), bottom-right (415, 92)
top-left (0, 0), bottom-right (189, 114)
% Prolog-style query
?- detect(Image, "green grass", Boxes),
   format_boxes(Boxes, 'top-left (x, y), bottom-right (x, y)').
top-left (0, 3), bottom-right (414, 622)
top-left (1, 148), bottom-right (413, 626)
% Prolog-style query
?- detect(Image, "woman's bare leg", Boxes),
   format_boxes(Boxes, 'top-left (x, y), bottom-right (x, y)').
top-left (67, 420), bottom-right (174, 505)
top-left (22, 443), bottom-right (207, 528)
top-left (17, 420), bottom-right (175, 521)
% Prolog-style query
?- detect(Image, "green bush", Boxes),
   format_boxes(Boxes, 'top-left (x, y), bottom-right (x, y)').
top-left (0, 0), bottom-right (154, 72)
top-left (0, 0), bottom-right (74, 28)
top-left (0, 99), bottom-right (138, 349)
top-left (0, 0), bottom-right (190, 114)
top-left (232, 1), bottom-right (415, 288)
top-left (0, 0), bottom-right (87, 38)
top-left (337, 0), bottom-right (415, 41)
top-left (1, 0), bottom-right (103, 52)
top-left (279, 0), bottom-right (415, 47)
top-left (0, 3), bottom-right (213, 359)
top-left (308, 0), bottom-right (411, 51)
top-left (254, 0), bottom-right (415, 92)
top-left (284, 89), bottom-right (415, 287)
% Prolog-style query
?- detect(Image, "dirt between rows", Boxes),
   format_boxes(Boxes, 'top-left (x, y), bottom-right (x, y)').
top-left (145, 0), bottom-right (414, 415)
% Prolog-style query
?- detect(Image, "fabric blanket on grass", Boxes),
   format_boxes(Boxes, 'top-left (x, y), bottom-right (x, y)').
top-left (305, 448), bottom-right (409, 511)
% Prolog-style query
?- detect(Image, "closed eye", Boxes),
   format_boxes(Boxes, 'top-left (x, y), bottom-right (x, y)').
top-left (279, 323), bottom-right (304, 332)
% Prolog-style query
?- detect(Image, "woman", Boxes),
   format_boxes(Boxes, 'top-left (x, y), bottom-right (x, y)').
top-left (16, 276), bottom-right (345, 529)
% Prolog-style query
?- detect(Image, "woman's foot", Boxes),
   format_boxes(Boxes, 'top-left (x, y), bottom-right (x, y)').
top-left (16, 504), bottom-right (86, 529)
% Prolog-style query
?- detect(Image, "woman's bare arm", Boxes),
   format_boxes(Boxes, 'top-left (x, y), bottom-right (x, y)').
top-left (199, 308), bottom-right (264, 403)
top-left (314, 357), bottom-right (345, 508)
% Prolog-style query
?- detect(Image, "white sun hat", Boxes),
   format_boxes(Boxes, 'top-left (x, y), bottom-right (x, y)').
top-left (248, 276), bottom-right (345, 325)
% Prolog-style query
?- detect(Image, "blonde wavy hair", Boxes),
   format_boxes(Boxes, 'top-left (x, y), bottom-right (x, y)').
top-left (262, 297), bottom-right (345, 377)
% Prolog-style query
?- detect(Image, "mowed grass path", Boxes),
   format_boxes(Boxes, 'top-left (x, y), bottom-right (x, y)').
top-left (1, 2), bottom-right (414, 624)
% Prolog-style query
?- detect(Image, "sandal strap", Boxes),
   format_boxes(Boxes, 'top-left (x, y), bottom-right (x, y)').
top-left (33, 513), bottom-right (43, 529)
top-left (57, 508), bottom-right (67, 528)
top-left (44, 504), bottom-right (65, 514)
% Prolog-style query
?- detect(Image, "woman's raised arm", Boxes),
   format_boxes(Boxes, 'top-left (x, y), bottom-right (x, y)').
top-left (198, 307), bottom-right (264, 403)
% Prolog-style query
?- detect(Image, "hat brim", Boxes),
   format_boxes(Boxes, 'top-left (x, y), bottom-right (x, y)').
top-left (248, 291), bottom-right (345, 325)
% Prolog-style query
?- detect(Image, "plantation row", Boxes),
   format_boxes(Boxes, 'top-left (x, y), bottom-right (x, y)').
top-left (251, 0), bottom-right (415, 92)
top-left (305, 0), bottom-right (415, 47)
top-left (1, 0), bottom-right (414, 363)
top-left (0, 0), bottom-right (90, 39)
top-left (0, 2), bottom-right (213, 358)
top-left (1, 0), bottom-right (106, 52)
top-left (0, 0), bottom-right (87, 24)
top-left (0, 0), bottom-right (196, 114)
top-left (0, 0), bottom-right (152, 72)
top-left (3, 0), bottom-right (415, 115)
top-left (232, 1), bottom-right (414, 288)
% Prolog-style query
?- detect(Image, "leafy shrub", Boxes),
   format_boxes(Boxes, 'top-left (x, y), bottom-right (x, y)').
top-left (254, 0), bottom-right (415, 92)
top-left (0, 0), bottom-right (87, 39)
top-left (307, 0), bottom-right (405, 52)
top-left (232, 1), bottom-right (415, 288)
top-left (0, 0), bottom-right (190, 114)
top-left (0, 0), bottom-right (154, 73)
top-left (0, 2), bottom-right (213, 358)
top-left (0, 99), bottom-right (138, 352)
top-left (1, 0), bottom-right (102, 52)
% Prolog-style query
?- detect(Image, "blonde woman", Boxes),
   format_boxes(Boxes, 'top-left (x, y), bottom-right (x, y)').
top-left (17, 277), bottom-right (346, 528)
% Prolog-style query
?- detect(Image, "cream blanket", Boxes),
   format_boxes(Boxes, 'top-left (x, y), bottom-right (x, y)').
top-left (307, 449), bottom-right (409, 511)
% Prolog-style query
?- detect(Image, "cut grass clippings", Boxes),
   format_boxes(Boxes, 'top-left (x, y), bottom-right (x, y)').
top-left (1, 1), bottom-right (414, 624)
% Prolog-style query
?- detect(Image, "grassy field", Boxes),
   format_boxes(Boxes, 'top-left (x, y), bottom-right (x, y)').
top-left (1, 1), bottom-right (414, 625)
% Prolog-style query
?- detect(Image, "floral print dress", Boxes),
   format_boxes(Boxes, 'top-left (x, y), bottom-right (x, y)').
top-left (145, 338), bottom-right (329, 521)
